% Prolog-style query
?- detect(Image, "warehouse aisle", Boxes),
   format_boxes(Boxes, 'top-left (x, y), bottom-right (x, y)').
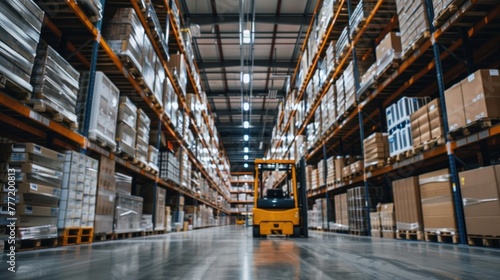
top-left (2, 226), bottom-right (500, 280)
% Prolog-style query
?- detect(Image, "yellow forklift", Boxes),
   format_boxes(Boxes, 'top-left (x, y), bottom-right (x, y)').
top-left (236, 214), bottom-right (245, 225)
top-left (252, 159), bottom-right (308, 237)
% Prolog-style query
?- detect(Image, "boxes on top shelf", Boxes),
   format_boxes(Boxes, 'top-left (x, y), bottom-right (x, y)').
top-left (395, 0), bottom-right (430, 58)
top-left (167, 53), bottom-right (187, 97)
top-left (461, 69), bottom-right (500, 124)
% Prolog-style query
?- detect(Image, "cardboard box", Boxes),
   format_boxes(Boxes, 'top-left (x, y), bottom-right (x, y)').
top-left (459, 165), bottom-right (500, 236)
top-left (392, 177), bottom-right (423, 231)
top-left (380, 203), bottom-right (396, 231)
top-left (334, 157), bottom-right (345, 182)
top-left (98, 155), bottom-right (116, 191)
top-left (95, 189), bottom-right (116, 215)
top-left (3, 182), bottom-right (60, 198)
top-left (1, 193), bottom-right (59, 207)
top-left (371, 229), bottom-right (382, 238)
top-left (8, 143), bottom-right (64, 162)
top-left (376, 32), bottom-right (402, 61)
top-left (444, 83), bottom-right (466, 131)
top-left (461, 69), bottom-right (500, 106)
top-left (370, 212), bottom-right (381, 230)
top-left (419, 169), bottom-right (457, 232)
top-left (382, 230), bottom-right (396, 239)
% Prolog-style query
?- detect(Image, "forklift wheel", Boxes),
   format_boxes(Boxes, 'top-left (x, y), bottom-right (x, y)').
top-left (293, 226), bottom-right (300, 237)
top-left (252, 226), bottom-right (260, 238)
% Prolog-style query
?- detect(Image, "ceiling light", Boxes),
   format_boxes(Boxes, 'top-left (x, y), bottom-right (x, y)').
top-left (243, 134), bottom-right (249, 141)
top-left (243, 121), bottom-right (249, 128)
top-left (244, 147), bottom-right (249, 153)
top-left (243, 29), bottom-right (251, 44)
top-left (243, 102), bottom-right (250, 111)
top-left (244, 163), bottom-right (249, 168)
top-left (243, 73), bottom-right (250, 84)
top-left (244, 155), bottom-right (249, 160)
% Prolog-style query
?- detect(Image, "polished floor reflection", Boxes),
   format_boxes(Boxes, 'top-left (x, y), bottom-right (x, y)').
top-left (1, 225), bottom-right (500, 279)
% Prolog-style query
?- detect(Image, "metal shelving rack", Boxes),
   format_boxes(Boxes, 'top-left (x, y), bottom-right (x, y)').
top-left (0, 0), bottom-right (233, 233)
top-left (266, 0), bottom-right (500, 244)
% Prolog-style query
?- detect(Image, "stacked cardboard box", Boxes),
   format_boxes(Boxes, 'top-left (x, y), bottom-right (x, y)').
top-left (395, 0), bottom-right (430, 58)
top-left (335, 27), bottom-right (349, 63)
top-left (30, 42), bottom-right (80, 129)
top-left (116, 96), bottom-right (137, 158)
top-left (334, 156), bottom-right (345, 183)
top-left (344, 62), bottom-right (357, 110)
top-left (380, 203), bottom-right (396, 238)
top-left (350, 0), bottom-right (378, 36)
top-left (376, 32), bottom-right (402, 77)
top-left (432, 0), bottom-right (465, 26)
top-left (115, 173), bottom-right (132, 195)
top-left (0, 143), bottom-right (63, 240)
top-left (78, 71), bottom-right (120, 150)
top-left (315, 198), bottom-right (330, 229)
top-left (459, 165), bottom-right (500, 237)
top-left (445, 69), bottom-right (500, 132)
top-left (370, 212), bottom-right (382, 237)
top-left (165, 206), bottom-right (172, 232)
top-left (94, 155), bottom-right (116, 234)
top-left (147, 145), bottom-right (159, 173)
top-left (142, 187), bottom-right (166, 231)
top-left (386, 97), bottom-right (429, 156)
top-left (317, 160), bottom-right (325, 187)
top-left (411, 98), bottom-right (445, 148)
top-left (392, 177), bottom-right (424, 232)
top-left (167, 53), bottom-right (187, 97)
top-left (0, 0), bottom-right (44, 97)
top-left (419, 169), bottom-right (457, 234)
top-left (104, 8), bottom-right (144, 74)
top-left (178, 149), bottom-right (192, 190)
top-left (334, 193), bottom-right (349, 230)
top-left (58, 151), bottom-right (98, 229)
top-left (159, 150), bottom-right (180, 185)
top-left (347, 186), bottom-right (384, 233)
top-left (363, 133), bottom-right (389, 169)
top-left (326, 157), bottom-right (335, 186)
top-left (335, 77), bottom-right (346, 120)
top-left (135, 109), bottom-right (151, 166)
top-left (163, 78), bottom-right (178, 125)
top-left (114, 193), bottom-right (143, 233)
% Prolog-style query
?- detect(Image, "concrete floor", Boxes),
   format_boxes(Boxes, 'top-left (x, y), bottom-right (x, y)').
top-left (1, 225), bottom-right (500, 280)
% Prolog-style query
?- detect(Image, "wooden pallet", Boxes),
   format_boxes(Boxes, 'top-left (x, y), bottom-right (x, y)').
top-left (31, 99), bottom-right (78, 130)
top-left (467, 235), bottom-right (500, 248)
top-left (16, 238), bottom-right (58, 251)
top-left (448, 118), bottom-right (500, 139)
top-left (396, 230), bottom-right (424, 241)
top-left (0, 74), bottom-right (32, 102)
top-left (424, 231), bottom-right (459, 244)
top-left (433, 0), bottom-right (464, 27)
top-left (59, 227), bottom-right (94, 246)
top-left (402, 30), bottom-right (431, 60)
top-left (364, 160), bottom-right (385, 172)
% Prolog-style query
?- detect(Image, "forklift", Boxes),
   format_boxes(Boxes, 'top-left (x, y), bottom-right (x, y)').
top-left (252, 159), bottom-right (308, 237)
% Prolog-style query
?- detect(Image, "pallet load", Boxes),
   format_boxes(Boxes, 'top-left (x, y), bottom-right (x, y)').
top-left (395, 0), bottom-right (430, 58)
top-left (326, 156), bottom-right (335, 187)
top-left (335, 26), bottom-right (349, 63)
top-left (410, 98), bottom-right (445, 152)
top-left (165, 206), bottom-right (172, 232)
top-left (386, 97), bottom-right (430, 157)
top-left (58, 151), bottom-right (98, 245)
top-left (0, 0), bottom-right (44, 100)
top-left (347, 186), bottom-right (384, 235)
top-left (135, 109), bottom-right (151, 167)
top-left (147, 145), bottom-right (159, 173)
top-left (419, 169), bottom-right (458, 244)
top-left (380, 203), bottom-right (396, 238)
top-left (116, 96), bottom-right (137, 158)
top-left (141, 186), bottom-right (166, 231)
top-left (159, 150), bottom-right (180, 185)
top-left (78, 71), bottom-right (120, 150)
top-left (335, 76), bottom-right (346, 120)
top-left (114, 193), bottom-right (143, 233)
top-left (94, 155), bottom-right (116, 235)
top-left (103, 8), bottom-right (145, 75)
top-left (178, 149), bottom-right (192, 191)
top-left (334, 156), bottom-right (346, 184)
top-left (30, 42), bottom-right (80, 130)
top-left (166, 53), bottom-right (187, 97)
top-left (363, 133), bottom-right (389, 170)
top-left (392, 177), bottom-right (424, 241)
top-left (432, 0), bottom-right (465, 27)
top-left (115, 173), bottom-right (132, 196)
top-left (445, 69), bottom-right (500, 136)
top-left (375, 32), bottom-right (402, 78)
top-left (459, 165), bottom-right (500, 246)
top-left (0, 143), bottom-right (64, 247)
top-left (334, 193), bottom-right (349, 231)
top-left (163, 77), bottom-right (178, 125)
